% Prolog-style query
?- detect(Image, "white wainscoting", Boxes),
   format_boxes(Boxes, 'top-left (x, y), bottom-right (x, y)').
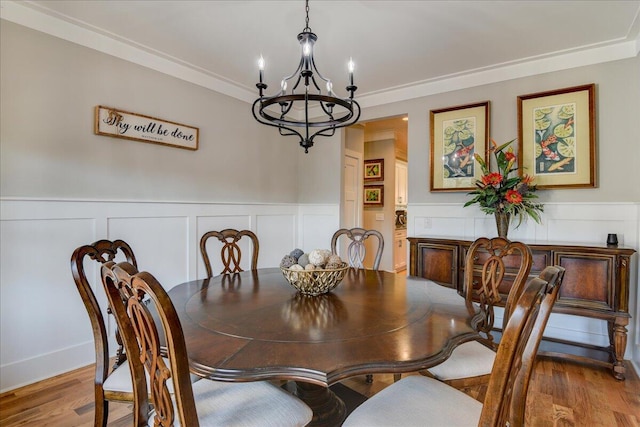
top-left (2, 199), bottom-right (637, 390)
top-left (0, 198), bottom-right (339, 392)
top-left (408, 201), bottom-right (640, 374)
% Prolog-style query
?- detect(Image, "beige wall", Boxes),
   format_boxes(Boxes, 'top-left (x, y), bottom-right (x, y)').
top-left (3, 21), bottom-right (638, 207)
top-left (0, 21), bottom-right (300, 203)
top-left (358, 55), bottom-right (640, 205)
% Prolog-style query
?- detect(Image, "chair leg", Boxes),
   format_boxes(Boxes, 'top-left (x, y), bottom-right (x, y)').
top-left (95, 397), bottom-right (108, 427)
top-left (365, 374), bottom-right (373, 384)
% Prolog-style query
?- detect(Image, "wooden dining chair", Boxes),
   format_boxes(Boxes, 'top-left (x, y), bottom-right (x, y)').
top-left (102, 261), bottom-right (313, 427)
top-left (331, 227), bottom-right (384, 271)
top-left (199, 228), bottom-right (259, 277)
top-left (342, 273), bottom-right (562, 427)
top-left (422, 237), bottom-right (533, 389)
top-left (426, 265), bottom-right (565, 390)
top-left (464, 237), bottom-right (534, 344)
top-left (71, 239), bottom-right (140, 427)
top-left (331, 227), bottom-right (384, 382)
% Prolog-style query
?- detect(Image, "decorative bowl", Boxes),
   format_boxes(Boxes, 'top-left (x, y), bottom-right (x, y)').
top-left (280, 263), bottom-right (349, 296)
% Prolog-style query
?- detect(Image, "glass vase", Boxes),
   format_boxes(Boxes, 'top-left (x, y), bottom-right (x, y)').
top-left (495, 212), bottom-right (510, 238)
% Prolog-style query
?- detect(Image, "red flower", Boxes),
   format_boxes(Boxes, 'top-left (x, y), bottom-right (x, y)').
top-left (522, 174), bottom-right (534, 185)
top-left (481, 172), bottom-right (502, 186)
top-left (504, 151), bottom-right (516, 162)
top-left (505, 189), bottom-right (523, 204)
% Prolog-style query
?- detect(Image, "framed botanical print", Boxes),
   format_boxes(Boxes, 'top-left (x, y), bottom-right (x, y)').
top-left (364, 185), bottom-right (384, 207)
top-left (430, 101), bottom-right (490, 192)
top-left (364, 159), bottom-right (384, 181)
top-left (517, 84), bottom-right (596, 189)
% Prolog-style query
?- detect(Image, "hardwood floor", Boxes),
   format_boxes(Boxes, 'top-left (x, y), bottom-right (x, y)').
top-left (1, 358), bottom-right (638, 426)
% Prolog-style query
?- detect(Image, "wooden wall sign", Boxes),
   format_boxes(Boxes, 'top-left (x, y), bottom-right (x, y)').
top-left (94, 106), bottom-right (199, 150)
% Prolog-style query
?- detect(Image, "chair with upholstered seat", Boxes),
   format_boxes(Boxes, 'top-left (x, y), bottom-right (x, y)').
top-left (102, 261), bottom-right (313, 427)
top-left (426, 264), bottom-right (565, 390)
top-left (342, 272), bottom-right (562, 427)
top-left (199, 228), bottom-right (259, 277)
top-left (331, 227), bottom-right (384, 270)
top-left (464, 237), bottom-right (534, 345)
top-left (331, 227), bottom-right (385, 383)
top-left (422, 237), bottom-right (533, 389)
top-left (71, 239), bottom-right (141, 427)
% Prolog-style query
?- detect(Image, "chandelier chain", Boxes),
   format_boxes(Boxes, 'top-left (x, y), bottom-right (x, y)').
top-left (304, 0), bottom-right (311, 32)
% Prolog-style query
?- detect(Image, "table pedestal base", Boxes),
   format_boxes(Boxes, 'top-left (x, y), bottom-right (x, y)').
top-left (291, 381), bottom-right (346, 427)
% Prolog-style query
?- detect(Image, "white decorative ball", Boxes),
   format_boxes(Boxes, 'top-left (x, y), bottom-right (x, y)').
top-left (327, 254), bottom-right (343, 265)
top-left (308, 249), bottom-right (328, 266)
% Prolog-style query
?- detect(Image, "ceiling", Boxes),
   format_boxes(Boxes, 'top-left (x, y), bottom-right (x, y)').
top-left (3, 1), bottom-right (639, 108)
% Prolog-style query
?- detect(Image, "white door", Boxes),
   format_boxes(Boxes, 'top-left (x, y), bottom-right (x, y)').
top-left (343, 149), bottom-right (362, 228)
top-left (341, 149), bottom-right (363, 256)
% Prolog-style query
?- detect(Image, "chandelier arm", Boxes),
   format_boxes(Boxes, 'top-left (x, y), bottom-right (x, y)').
top-left (309, 56), bottom-right (331, 86)
top-left (279, 127), bottom-right (303, 139)
top-left (279, 100), bottom-right (294, 119)
top-left (253, 99), bottom-right (310, 149)
top-left (281, 59), bottom-right (306, 93)
top-left (313, 127), bottom-right (336, 138)
top-left (304, 91), bottom-right (310, 142)
top-left (319, 101), bottom-right (336, 119)
top-left (306, 73), bottom-right (323, 94)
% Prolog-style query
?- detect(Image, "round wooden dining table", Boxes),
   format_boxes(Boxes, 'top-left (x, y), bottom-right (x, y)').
top-left (167, 267), bottom-right (479, 426)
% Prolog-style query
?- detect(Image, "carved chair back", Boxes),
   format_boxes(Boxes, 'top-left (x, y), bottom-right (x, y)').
top-left (70, 239), bottom-right (139, 426)
top-left (480, 266), bottom-right (564, 426)
top-left (464, 237), bottom-right (533, 345)
top-left (199, 229), bottom-right (259, 277)
top-left (102, 262), bottom-right (198, 427)
top-left (331, 228), bottom-right (384, 270)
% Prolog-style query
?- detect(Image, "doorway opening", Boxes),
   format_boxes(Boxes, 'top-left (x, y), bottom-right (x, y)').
top-left (343, 115), bottom-right (408, 272)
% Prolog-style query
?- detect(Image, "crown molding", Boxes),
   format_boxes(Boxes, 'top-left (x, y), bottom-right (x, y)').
top-left (2, 0), bottom-right (638, 115)
top-left (0, 0), bottom-right (256, 103)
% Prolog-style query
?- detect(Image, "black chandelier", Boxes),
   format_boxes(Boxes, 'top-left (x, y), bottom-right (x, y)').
top-left (252, 0), bottom-right (360, 153)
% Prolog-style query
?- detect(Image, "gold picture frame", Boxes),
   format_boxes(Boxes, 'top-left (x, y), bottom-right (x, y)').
top-left (517, 84), bottom-right (596, 189)
top-left (430, 101), bottom-right (490, 192)
top-left (364, 158), bottom-right (384, 181)
top-left (364, 185), bottom-right (384, 207)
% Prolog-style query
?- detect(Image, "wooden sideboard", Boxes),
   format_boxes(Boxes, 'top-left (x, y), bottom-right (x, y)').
top-left (408, 236), bottom-right (637, 380)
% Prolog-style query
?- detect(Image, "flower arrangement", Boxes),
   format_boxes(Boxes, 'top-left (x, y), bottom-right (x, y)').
top-left (464, 139), bottom-right (544, 231)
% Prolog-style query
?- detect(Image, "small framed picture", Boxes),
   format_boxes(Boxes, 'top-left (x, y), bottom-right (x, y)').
top-left (517, 84), bottom-right (596, 189)
top-left (364, 159), bottom-right (384, 181)
top-left (430, 101), bottom-right (490, 192)
top-left (364, 185), bottom-right (384, 207)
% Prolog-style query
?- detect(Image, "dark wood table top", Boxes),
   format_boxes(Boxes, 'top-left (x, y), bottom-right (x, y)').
top-left (168, 267), bottom-right (478, 386)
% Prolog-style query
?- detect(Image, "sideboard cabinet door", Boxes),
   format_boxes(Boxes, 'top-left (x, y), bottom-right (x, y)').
top-left (555, 251), bottom-right (616, 313)
top-left (409, 240), bottom-right (458, 289)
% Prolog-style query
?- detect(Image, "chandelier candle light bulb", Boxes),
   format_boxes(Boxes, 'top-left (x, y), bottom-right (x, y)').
top-left (258, 55), bottom-right (264, 83)
top-left (348, 58), bottom-right (354, 86)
